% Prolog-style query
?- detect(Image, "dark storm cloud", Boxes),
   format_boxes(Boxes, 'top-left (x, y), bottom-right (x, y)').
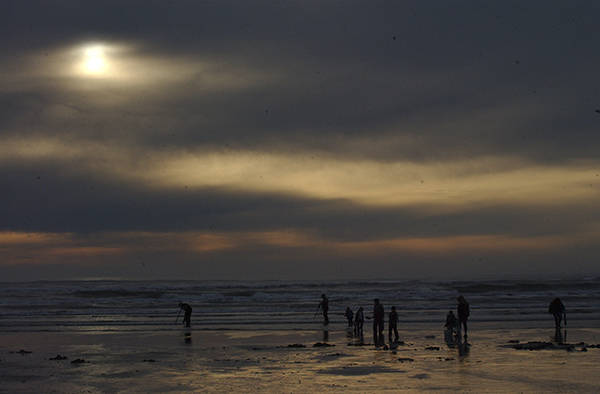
top-left (1, 1), bottom-right (599, 163)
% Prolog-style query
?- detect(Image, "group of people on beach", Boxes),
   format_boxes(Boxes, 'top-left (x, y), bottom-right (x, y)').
top-left (176, 294), bottom-right (567, 346)
top-left (316, 294), bottom-right (567, 347)
top-left (317, 293), bottom-right (469, 346)
top-left (444, 295), bottom-right (470, 343)
top-left (342, 299), bottom-right (395, 345)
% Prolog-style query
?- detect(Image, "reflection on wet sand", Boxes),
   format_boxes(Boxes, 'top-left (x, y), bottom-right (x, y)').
top-left (554, 327), bottom-right (567, 344)
top-left (346, 327), bottom-right (353, 340)
top-left (2, 328), bottom-right (600, 393)
top-left (322, 328), bottom-right (329, 343)
top-left (458, 340), bottom-right (470, 358)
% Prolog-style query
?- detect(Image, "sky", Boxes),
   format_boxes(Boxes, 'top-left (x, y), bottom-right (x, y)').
top-left (1, 1), bottom-right (599, 281)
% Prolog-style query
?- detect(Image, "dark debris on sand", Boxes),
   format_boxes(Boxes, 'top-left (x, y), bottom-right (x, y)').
top-left (250, 347), bottom-right (272, 351)
top-left (70, 358), bottom-right (87, 364)
top-left (49, 354), bottom-right (68, 360)
top-left (142, 359), bottom-right (156, 362)
top-left (286, 344), bottom-right (306, 348)
top-left (313, 342), bottom-right (335, 347)
top-left (503, 341), bottom-right (594, 351)
top-left (318, 365), bottom-right (403, 376)
top-left (397, 357), bottom-right (414, 362)
top-left (425, 346), bottom-right (440, 351)
top-left (317, 352), bottom-right (348, 360)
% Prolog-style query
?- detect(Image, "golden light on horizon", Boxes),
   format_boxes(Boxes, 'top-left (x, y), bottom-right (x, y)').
top-left (1, 229), bottom-right (596, 266)
top-left (1, 136), bottom-right (599, 210)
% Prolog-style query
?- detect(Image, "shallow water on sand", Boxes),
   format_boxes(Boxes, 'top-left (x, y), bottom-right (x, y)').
top-left (2, 279), bottom-right (599, 392)
top-left (1, 325), bottom-right (599, 393)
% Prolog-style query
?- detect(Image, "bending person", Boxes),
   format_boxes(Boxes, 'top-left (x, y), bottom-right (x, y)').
top-left (548, 297), bottom-right (566, 329)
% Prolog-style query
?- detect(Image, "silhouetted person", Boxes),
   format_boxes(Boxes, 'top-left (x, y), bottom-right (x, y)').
top-left (318, 294), bottom-right (329, 325)
top-left (388, 306), bottom-right (399, 344)
top-left (373, 298), bottom-right (384, 346)
top-left (548, 298), bottom-right (566, 329)
top-left (444, 310), bottom-right (458, 345)
top-left (179, 303), bottom-right (192, 328)
top-left (354, 307), bottom-right (364, 337)
top-left (345, 306), bottom-right (353, 327)
top-left (457, 295), bottom-right (469, 340)
top-left (445, 310), bottom-right (458, 331)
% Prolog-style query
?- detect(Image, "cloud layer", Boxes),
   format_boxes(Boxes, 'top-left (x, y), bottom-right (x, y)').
top-left (1, 1), bottom-right (599, 280)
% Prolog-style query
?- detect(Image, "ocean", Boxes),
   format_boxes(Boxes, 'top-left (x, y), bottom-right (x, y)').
top-left (1, 279), bottom-right (599, 332)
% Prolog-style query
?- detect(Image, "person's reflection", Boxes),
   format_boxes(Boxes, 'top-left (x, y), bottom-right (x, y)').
top-left (457, 334), bottom-right (470, 358)
top-left (554, 327), bottom-right (564, 344)
top-left (346, 326), bottom-right (354, 340)
top-left (184, 331), bottom-right (192, 344)
top-left (322, 328), bottom-right (329, 343)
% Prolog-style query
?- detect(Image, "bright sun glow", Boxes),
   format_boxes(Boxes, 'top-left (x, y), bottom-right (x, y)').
top-left (72, 44), bottom-right (114, 78)
top-left (83, 46), bottom-right (106, 75)
top-left (85, 47), bottom-right (105, 73)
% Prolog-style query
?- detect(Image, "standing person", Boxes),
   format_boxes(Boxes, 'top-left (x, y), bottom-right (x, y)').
top-left (318, 294), bottom-right (329, 325)
top-left (373, 298), bottom-right (385, 346)
top-left (457, 295), bottom-right (470, 340)
top-left (345, 306), bottom-right (354, 327)
top-left (354, 307), bottom-right (364, 337)
top-left (548, 298), bottom-right (566, 329)
top-left (178, 302), bottom-right (192, 328)
top-left (388, 306), bottom-right (399, 344)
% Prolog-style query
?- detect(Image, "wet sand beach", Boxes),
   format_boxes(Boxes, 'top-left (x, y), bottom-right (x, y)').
top-left (2, 324), bottom-right (599, 393)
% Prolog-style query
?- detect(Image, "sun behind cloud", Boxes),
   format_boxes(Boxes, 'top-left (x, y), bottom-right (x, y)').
top-left (73, 43), bottom-right (118, 78)
top-left (83, 45), bottom-right (107, 75)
